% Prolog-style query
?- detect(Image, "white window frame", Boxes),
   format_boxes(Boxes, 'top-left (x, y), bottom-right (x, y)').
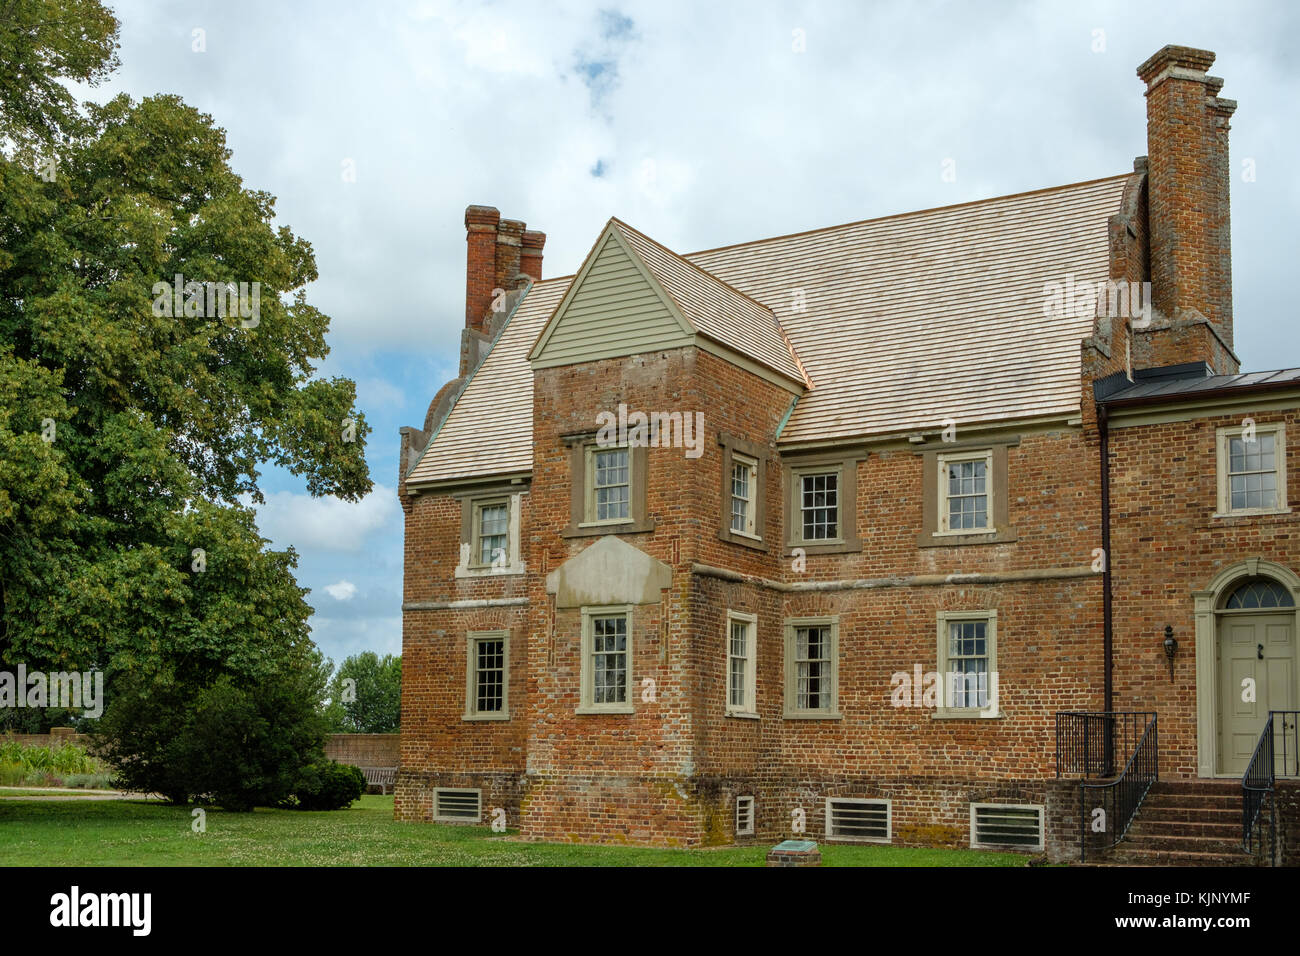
top-left (729, 453), bottom-right (759, 539)
top-left (791, 465), bottom-right (843, 546)
top-left (969, 803), bottom-right (1044, 852)
top-left (783, 616), bottom-right (841, 719)
top-left (578, 605), bottom-right (635, 715)
top-left (463, 630), bottom-right (510, 721)
top-left (1216, 422), bottom-right (1290, 517)
top-left (725, 611), bottom-right (758, 717)
top-left (824, 797), bottom-right (892, 844)
top-left (735, 795), bottom-right (755, 836)
top-left (582, 445), bottom-right (634, 527)
top-left (936, 449), bottom-right (994, 535)
top-left (933, 610), bottom-right (999, 719)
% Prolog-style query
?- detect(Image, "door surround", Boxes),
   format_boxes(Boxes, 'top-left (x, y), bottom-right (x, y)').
top-left (1193, 558), bottom-right (1300, 777)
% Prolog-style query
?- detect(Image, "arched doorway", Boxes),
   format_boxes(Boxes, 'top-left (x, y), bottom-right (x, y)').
top-left (1194, 560), bottom-right (1300, 777)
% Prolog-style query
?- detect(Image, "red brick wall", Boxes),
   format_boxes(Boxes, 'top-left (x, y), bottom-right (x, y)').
top-left (399, 340), bottom-right (1114, 848)
top-left (1107, 407), bottom-right (1300, 777)
top-left (323, 734), bottom-right (399, 768)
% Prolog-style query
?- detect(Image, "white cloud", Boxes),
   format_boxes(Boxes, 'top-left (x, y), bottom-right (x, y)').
top-left (250, 484), bottom-right (399, 553)
top-left (84, 0), bottom-right (1300, 373)
top-left (310, 615), bottom-right (402, 661)
top-left (323, 580), bottom-right (358, 601)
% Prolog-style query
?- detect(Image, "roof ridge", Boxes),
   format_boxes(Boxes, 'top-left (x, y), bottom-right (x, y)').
top-left (522, 174), bottom-right (1130, 288)
top-left (680, 173), bottom-right (1133, 259)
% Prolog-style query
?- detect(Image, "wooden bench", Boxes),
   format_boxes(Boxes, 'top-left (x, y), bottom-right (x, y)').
top-left (362, 767), bottom-right (397, 795)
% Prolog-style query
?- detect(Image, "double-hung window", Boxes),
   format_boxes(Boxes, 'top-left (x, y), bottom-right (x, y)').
top-left (785, 452), bottom-right (863, 554)
top-left (589, 447), bottom-right (630, 523)
top-left (799, 472), bottom-right (839, 541)
top-left (934, 610), bottom-right (998, 718)
top-left (937, 451), bottom-right (993, 533)
top-left (726, 611), bottom-right (757, 716)
top-left (1217, 423), bottom-right (1288, 516)
top-left (730, 455), bottom-right (758, 537)
top-left (564, 435), bottom-right (653, 536)
top-left (783, 616), bottom-right (840, 718)
top-left (473, 500), bottom-right (509, 567)
top-left (457, 492), bottom-right (523, 577)
top-left (718, 433), bottom-right (766, 549)
top-left (578, 606), bottom-right (634, 714)
top-left (464, 630), bottom-right (510, 720)
top-left (917, 440), bottom-right (1016, 547)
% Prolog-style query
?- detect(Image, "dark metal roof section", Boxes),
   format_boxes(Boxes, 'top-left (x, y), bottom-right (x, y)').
top-left (1096, 364), bottom-right (1300, 407)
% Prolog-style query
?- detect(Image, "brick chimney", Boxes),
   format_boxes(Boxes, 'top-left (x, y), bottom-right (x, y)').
top-left (464, 206), bottom-right (546, 333)
top-left (1136, 45), bottom-right (1239, 373)
top-left (465, 204), bottom-right (501, 332)
top-left (521, 230), bottom-right (546, 281)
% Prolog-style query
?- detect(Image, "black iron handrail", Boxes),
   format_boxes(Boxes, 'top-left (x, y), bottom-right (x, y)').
top-left (1056, 711), bottom-right (1158, 862)
top-left (1243, 710), bottom-right (1299, 859)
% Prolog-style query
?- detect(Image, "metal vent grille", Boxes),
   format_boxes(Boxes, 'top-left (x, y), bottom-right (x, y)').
top-left (825, 798), bottom-right (890, 842)
top-left (735, 796), bottom-right (755, 836)
top-left (970, 804), bottom-right (1044, 850)
top-left (434, 788), bottom-right (482, 823)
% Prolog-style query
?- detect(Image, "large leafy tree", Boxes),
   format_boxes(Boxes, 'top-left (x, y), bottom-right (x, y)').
top-left (0, 0), bottom-right (120, 153)
top-left (323, 652), bottom-right (401, 734)
top-left (0, 1), bottom-right (371, 707)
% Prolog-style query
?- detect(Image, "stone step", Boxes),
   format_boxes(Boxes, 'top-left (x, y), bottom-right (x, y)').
top-left (1128, 818), bottom-right (1241, 840)
top-left (1148, 780), bottom-right (1242, 795)
top-left (1121, 832), bottom-right (1243, 854)
top-left (1104, 847), bottom-right (1260, 867)
top-left (1142, 794), bottom-right (1240, 810)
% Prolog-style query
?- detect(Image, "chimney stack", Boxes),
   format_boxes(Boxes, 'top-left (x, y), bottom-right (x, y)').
top-left (521, 230), bottom-right (546, 281)
top-left (494, 218), bottom-right (525, 296)
top-left (465, 204), bottom-right (501, 332)
top-left (1136, 45), bottom-right (1238, 371)
top-left (463, 206), bottom-right (545, 333)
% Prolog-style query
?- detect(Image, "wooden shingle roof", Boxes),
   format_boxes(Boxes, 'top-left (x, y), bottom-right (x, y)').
top-left (406, 174), bottom-right (1130, 486)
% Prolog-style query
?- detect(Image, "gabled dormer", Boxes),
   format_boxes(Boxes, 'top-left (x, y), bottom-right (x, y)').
top-left (528, 218), bottom-right (809, 394)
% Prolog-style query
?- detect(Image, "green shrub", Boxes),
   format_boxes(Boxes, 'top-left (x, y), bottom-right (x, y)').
top-left (289, 761), bottom-right (365, 811)
top-left (95, 669), bottom-right (328, 811)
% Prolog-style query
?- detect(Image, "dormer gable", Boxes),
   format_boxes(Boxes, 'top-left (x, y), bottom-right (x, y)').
top-left (529, 219), bottom-right (808, 392)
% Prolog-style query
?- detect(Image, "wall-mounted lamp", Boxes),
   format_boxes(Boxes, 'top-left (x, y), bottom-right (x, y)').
top-left (1163, 625), bottom-right (1178, 683)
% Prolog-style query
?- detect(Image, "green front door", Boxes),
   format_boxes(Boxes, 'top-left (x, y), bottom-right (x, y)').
top-left (1218, 613), bottom-right (1296, 775)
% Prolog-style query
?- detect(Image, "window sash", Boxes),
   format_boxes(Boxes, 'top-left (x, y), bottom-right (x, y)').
top-left (795, 625), bottom-right (830, 711)
top-left (728, 619), bottom-right (751, 709)
top-left (1228, 433), bottom-right (1278, 511)
top-left (945, 620), bottom-right (989, 708)
top-left (591, 614), bottom-right (628, 704)
top-left (591, 448), bottom-right (630, 522)
top-left (942, 457), bottom-right (989, 531)
top-left (730, 459), bottom-right (755, 534)
top-left (799, 472), bottom-right (839, 540)
top-left (472, 638), bottom-right (506, 713)
top-left (476, 502), bottom-right (509, 565)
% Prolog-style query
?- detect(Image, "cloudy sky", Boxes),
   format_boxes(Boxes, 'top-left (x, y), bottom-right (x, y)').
top-left (84, 0), bottom-right (1300, 666)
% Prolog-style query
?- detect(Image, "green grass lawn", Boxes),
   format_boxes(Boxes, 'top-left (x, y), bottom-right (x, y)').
top-left (0, 795), bottom-right (1029, 866)
top-left (0, 789), bottom-right (117, 798)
